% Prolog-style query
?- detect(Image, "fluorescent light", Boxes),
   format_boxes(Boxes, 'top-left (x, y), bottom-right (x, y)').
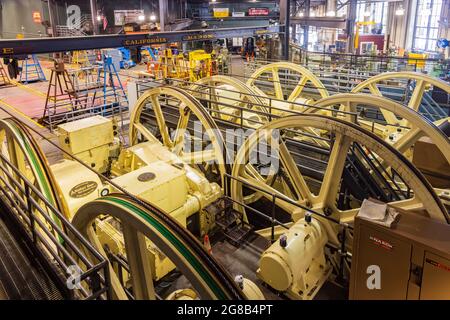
top-left (96, 15), bottom-right (102, 21)
top-left (150, 14), bottom-right (157, 21)
top-left (138, 15), bottom-right (145, 21)
top-left (326, 11), bottom-right (335, 17)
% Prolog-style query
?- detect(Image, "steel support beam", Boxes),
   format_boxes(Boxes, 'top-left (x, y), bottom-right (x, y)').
top-left (0, 2), bottom-right (3, 39)
top-left (47, 0), bottom-right (57, 37)
top-left (346, 0), bottom-right (357, 53)
top-left (90, 0), bottom-right (98, 35)
top-left (304, 0), bottom-right (311, 49)
top-left (290, 17), bottom-right (347, 28)
top-left (280, 0), bottom-right (291, 60)
top-left (159, 0), bottom-right (166, 32)
top-left (0, 25), bottom-right (282, 57)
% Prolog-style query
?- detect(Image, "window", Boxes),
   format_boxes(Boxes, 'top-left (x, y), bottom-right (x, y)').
top-left (356, 2), bottom-right (389, 32)
top-left (413, 0), bottom-right (443, 51)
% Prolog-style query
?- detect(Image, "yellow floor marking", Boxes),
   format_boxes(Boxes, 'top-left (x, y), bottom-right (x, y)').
top-left (0, 98), bottom-right (44, 129)
top-left (10, 80), bottom-right (49, 99)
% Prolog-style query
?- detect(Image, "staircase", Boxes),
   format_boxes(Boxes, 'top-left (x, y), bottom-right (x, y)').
top-left (56, 14), bottom-right (92, 37)
top-left (55, 25), bottom-right (88, 37)
top-left (0, 213), bottom-right (63, 300)
top-left (205, 198), bottom-right (253, 246)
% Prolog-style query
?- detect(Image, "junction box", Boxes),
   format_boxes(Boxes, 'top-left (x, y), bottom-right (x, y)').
top-left (350, 208), bottom-right (450, 299)
top-left (57, 116), bottom-right (119, 174)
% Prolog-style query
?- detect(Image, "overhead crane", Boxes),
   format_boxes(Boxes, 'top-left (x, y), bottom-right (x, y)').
top-left (0, 26), bottom-right (283, 57)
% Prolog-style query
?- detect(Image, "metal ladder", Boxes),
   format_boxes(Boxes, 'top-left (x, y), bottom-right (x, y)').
top-left (0, 61), bottom-right (11, 86)
top-left (19, 55), bottom-right (46, 83)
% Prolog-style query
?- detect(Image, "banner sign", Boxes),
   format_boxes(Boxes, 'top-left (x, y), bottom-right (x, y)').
top-left (114, 10), bottom-right (144, 26)
top-left (32, 11), bottom-right (42, 24)
top-left (248, 8), bottom-right (270, 16)
top-left (232, 12), bottom-right (246, 17)
top-left (213, 8), bottom-right (229, 18)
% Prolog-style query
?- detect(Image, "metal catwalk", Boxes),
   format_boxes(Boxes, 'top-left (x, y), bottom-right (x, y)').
top-left (0, 211), bottom-right (63, 300)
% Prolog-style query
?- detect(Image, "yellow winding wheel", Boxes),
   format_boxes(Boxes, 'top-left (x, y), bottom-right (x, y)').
top-left (231, 115), bottom-right (449, 246)
top-left (72, 194), bottom-right (245, 300)
top-left (246, 62), bottom-right (329, 113)
top-left (0, 118), bottom-right (69, 238)
top-left (190, 75), bottom-right (268, 127)
top-left (351, 71), bottom-right (450, 124)
top-left (129, 86), bottom-right (231, 186)
top-left (311, 94), bottom-right (450, 162)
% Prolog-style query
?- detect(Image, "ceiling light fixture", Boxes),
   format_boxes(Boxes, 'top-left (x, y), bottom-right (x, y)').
top-left (395, 7), bottom-right (405, 16)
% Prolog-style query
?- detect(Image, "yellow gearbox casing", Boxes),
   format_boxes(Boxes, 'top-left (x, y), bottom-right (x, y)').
top-left (57, 116), bottom-right (117, 173)
top-left (105, 161), bottom-right (189, 280)
top-left (51, 159), bottom-right (103, 218)
top-left (110, 162), bottom-right (188, 215)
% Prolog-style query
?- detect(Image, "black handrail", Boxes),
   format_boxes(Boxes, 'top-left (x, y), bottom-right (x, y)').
top-left (0, 152), bottom-right (111, 300)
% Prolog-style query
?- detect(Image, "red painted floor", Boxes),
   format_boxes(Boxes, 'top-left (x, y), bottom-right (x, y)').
top-left (0, 57), bottom-right (133, 122)
top-left (0, 82), bottom-right (48, 119)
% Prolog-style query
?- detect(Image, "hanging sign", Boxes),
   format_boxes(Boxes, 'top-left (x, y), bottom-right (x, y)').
top-left (232, 12), bottom-right (246, 17)
top-left (114, 10), bottom-right (144, 26)
top-left (248, 8), bottom-right (270, 16)
top-left (32, 11), bottom-right (42, 24)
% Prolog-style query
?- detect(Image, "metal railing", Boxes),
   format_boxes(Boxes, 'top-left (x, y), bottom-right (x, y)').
top-left (239, 58), bottom-right (449, 120)
top-left (42, 64), bottom-right (128, 131)
top-left (132, 76), bottom-right (411, 202)
top-left (0, 152), bottom-right (111, 300)
top-left (55, 26), bottom-right (88, 37)
top-left (290, 45), bottom-right (444, 75)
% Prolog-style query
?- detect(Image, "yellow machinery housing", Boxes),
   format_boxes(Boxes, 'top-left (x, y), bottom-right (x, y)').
top-left (189, 50), bottom-right (217, 82)
top-left (57, 115), bottom-right (121, 174)
top-left (148, 48), bottom-right (189, 80)
top-left (52, 115), bottom-right (223, 281)
top-left (257, 217), bottom-right (331, 300)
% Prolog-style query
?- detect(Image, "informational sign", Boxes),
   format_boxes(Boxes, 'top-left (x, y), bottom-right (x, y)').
top-left (213, 8), bottom-right (229, 18)
top-left (232, 37), bottom-right (243, 47)
top-left (114, 9), bottom-right (144, 26)
top-left (69, 181), bottom-right (98, 199)
top-left (248, 8), bottom-right (270, 16)
top-left (232, 12), bottom-right (246, 17)
top-left (182, 34), bottom-right (215, 41)
top-left (32, 11), bottom-right (42, 24)
top-left (123, 37), bottom-right (168, 46)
